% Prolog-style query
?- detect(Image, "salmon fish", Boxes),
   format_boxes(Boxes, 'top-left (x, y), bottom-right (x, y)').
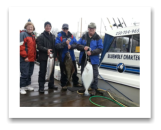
top-left (46, 53), bottom-right (54, 81)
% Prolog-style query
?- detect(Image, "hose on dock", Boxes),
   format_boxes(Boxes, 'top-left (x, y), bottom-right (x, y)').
top-left (77, 89), bottom-right (127, 107)
top-left (89, 95), bottom-right (125, 107)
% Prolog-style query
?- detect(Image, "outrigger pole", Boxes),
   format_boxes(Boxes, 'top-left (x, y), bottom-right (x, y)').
top-left (113, 18), bottom-right (118, 28)
top-left (122, 18), bottom-right (127, 27)
top-left (107, 18), bottom-right (113, 30)
top-left (117, 18), bottom-right (123, 28)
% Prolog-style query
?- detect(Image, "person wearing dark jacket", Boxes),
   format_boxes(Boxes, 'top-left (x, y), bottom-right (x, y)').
top-left (77, 22), bottom-right (103, 95)
top-left (36, 22), bottom-right (58, 93)
top-left (55, 24), bottom-right (82, 90)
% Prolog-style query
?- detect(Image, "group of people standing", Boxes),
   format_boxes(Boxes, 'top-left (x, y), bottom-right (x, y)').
top-left (20, 21), bottom-right (103, 96)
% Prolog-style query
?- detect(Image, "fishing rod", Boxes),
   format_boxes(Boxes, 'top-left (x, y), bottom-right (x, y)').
top-left (122, 18), bottom-right (127, 27)
top-left (113, 18), bottom-right (118, 28)
top-left (107, 18), bottom-right (113, 30)
top-left (117, 18), bottom-right (123, 28)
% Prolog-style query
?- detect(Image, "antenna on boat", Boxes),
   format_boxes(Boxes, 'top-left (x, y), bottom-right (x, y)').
top-left (107, 18), bottom-right (113, 30)
top-left (113, 18), bottom-right (118, 28)
top-left (117, 18), bottom-right (123, 28)
top-left (80, 18), bottom-right (82, 37)
top-left (122, 18), bottom-right (127, 27)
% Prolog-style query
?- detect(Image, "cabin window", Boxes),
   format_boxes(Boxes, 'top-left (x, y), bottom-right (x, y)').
top-left (108, 36), bottom-right (131, 53)
top-left (131, 34), bottom-right (140, 53)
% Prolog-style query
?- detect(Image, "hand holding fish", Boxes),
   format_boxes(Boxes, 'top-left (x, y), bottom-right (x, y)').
top-left (68, 45), bottom-right (71, 49)
top-left (87, 51), bottom-right (91, 56)
top-left (84, 46), bottom-right (89, 51)
top-left (66, 40), bottom-right (70, 45)
top-left (47, 49), bottom-right (52, 55)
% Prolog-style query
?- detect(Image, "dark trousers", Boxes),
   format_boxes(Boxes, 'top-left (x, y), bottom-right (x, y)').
top-left (20, 57), bottom-right (34, 88)
top-left (38, 60), bottom-right (55, 88)
top-left (60, 60), bottom-right (79, 87)
top-left (81, 58), bottom-right (98, 90)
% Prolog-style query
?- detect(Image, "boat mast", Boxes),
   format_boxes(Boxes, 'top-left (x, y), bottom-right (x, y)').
top-left (77, 21), bottom-right (79, 40)
top-left (100, 18), bottom-right (102, 35)
top-left (80, 18), bottom-right (82, 37)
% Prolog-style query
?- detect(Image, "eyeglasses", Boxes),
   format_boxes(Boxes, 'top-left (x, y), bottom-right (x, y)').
top-left (63, 28), bottom-right (68, 30)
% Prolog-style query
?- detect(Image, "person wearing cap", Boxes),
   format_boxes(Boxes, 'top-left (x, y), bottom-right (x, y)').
top-left (36, 21), bottom-right (58, 93)
top-left (55, 24), bottom-right (82, 90)
top-left (77, 22), bottom-right (103, 95)
top-left (20, 22), bottom-right (36, 94)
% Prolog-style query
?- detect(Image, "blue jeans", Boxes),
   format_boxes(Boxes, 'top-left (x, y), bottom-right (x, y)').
top-left (20, 56), bottom-right (34, 88)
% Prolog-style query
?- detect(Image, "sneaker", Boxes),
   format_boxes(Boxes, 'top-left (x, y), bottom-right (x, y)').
top-left (95, 89), bottom-right (103, 96)
top-left (77, 89), bottom-right (85, 93)
top-left (88, 88), bottom-right (92, 91)
top-left (48, 85), bottom-right (58, 89)
top-left (25, 85), bottom-right (34, 91)
top-left (62, 86), bottom-right (67, 90)
top-left (39, 88), bottom-right (44, 93)
top-left (73, 83), bottom-right (82, 87)
top-left (90, 89), bottom-right (96, 96)
top-left (20, 88), bottom-right (26, 94)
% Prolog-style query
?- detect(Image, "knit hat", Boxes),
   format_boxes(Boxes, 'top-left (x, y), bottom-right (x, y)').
top-left (62, 23), bottom-right (69, 29)
top-left (44, 21), bottom-right (52, 27)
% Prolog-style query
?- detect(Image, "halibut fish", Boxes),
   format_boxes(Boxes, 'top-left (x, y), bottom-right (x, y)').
top-left (64, 52), bottom-right (75, 86)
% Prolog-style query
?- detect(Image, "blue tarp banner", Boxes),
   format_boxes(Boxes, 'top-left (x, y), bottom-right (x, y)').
top-left (99, 34), bottom-right (115, 65)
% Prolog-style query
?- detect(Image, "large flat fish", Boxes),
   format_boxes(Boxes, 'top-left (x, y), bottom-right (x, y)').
top-left (46, 53), bottom-right (54, 81)
top-left (82, 61), bottom-right (93, 96)
top-left (64, 52), bottom-right (75, 86)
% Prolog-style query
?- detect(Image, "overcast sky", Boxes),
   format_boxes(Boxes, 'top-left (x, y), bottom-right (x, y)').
top-left (15, 6), bottom-right (140, 35)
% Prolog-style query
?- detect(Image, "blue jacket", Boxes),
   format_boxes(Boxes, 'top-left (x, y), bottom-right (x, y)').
top-left (55, 31), bottom-right (77, 62)
top-left (77, 32), bottom-right (103, 65)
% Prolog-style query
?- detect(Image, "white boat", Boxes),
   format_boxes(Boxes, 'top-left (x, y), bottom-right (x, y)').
top-left (74, 25), bottom-right (140, 105)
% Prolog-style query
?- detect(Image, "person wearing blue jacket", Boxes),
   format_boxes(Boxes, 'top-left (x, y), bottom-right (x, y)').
top-left (55, 24), bottom-right (82, 90)
top-left (77, 22), bottom-right (103, 95)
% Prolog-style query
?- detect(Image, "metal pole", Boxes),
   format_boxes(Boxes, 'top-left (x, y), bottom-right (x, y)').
top-left (100, 18), bottom-right (102, 35)
top-left (122, 18), bottom-right (127, 27)
top-left (77, 22), bottom-right (79, 39)
top-left (80, 18), bottom-right (82, 37)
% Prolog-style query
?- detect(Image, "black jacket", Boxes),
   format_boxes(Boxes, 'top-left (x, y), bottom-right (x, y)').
top-left (36, 31), bottom-right (56, 61)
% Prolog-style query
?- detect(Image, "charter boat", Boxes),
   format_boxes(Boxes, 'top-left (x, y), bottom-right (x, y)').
top-left (74, 25), bottom-right (140, 105)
